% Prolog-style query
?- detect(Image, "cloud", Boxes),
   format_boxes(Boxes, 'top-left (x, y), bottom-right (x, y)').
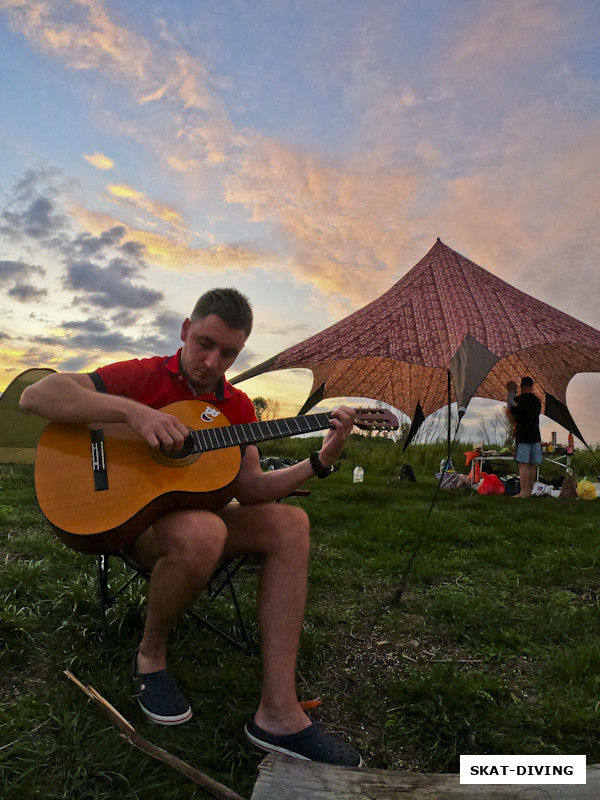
top-left (167, 155), bottom-right (199, 172)
top-left (3, 2), bottom-right (599, 319)
top-left (448, 0), bottom-right (582, 76)
top-left (71, 204), bottom-right (273, 273)
top-left (0, 259), bottom-right (46, 302)
top-left (33, 327), bottom-right (144, 357)
top-left (426, 112), bottom-right (600, 324)
top-left (65, 258), bottom-right (163, 309)
top-left (70, 225), bottom-right (131, 257)
top-left (0, 168), bottom-right (71, 252)
top-left (0, 259), bottom-right (43, 279)
top-left (30, 307), bottom-right (184, 364)
top-left (1, 0), bottom-right (152, 82)
top-left (224, 135), bottom-right (422, 304)
top-left (62, 318), bottom-right (110, 334)
top-left (267, 322), bottom-right (313, 339)
top-left (0, 172), bottom-right (168, 315)
top-left (57, 354), bottom-right (96, 372)
top-left (84, 152), bottom-right (114, 170)
top-left (107, 308), bottom-right (139, 327)
top-left (4, 3), bottom-right (397, 305)
top-left (1, 193), bottom-right (66, 243)
top-left (8, 283), bottom-right (48, 301)
top-left (1, 0), bottom-right (218, 113)
top-left (106, 184), bottom-right (184, 228)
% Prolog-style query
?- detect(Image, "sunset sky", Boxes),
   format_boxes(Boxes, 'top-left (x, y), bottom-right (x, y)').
top-left (1, 0), bottom-right (599, 443)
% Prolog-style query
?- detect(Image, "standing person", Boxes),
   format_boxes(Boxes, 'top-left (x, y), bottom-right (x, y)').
top-left (510, 376), bottom-right (542, 498)
top-left (20, 287), bottom-right (362, 767)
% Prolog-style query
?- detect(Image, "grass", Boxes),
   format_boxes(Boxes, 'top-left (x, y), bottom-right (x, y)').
top-left (1, 441), bottom-right (600, 798)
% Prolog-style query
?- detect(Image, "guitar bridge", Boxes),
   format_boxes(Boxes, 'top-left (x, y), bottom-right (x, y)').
top-left (91, 429), bottom-right (108, 491)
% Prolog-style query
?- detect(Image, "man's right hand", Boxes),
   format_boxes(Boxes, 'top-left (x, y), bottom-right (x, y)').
top-left (21, 373), bottom-right (190, 451)
top-left (125, 405), bottom-right (191, 451)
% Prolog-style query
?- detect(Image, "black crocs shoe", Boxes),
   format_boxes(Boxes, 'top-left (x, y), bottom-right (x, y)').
top-left (244, 718), bottom-right (363, 767)
top-left (132, 650), bottom-right (193, 726)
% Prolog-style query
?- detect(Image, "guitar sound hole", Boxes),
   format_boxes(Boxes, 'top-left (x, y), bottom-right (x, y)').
top-left (159, 436), bottom-right (195, 461)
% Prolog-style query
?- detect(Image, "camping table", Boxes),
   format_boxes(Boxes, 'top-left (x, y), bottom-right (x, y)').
top-left (543, 448), bottom-right (573, 475)
top-left (470, 454), bottom-right (515, 487)
top-left (470, 450), bottom-right (572, 487)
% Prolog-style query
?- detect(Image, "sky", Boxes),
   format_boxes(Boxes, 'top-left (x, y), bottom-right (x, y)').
top-left (1, 0), bottom-right (599, 444)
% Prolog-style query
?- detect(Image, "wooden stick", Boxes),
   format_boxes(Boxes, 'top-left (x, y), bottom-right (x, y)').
top-left (64, 670), bottom-right (247, 800)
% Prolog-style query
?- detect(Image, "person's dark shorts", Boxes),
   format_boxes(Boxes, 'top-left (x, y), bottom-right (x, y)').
top-left (515, 442), bottom-right (542, 465)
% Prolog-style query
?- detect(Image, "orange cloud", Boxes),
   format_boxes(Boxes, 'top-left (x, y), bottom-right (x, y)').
top-left (448, 0), bottom-right (581, 75)
top-left (0, 0), bottom-right (216, 117)
top-left (3, 0), bottom-right (151, 80)
top-left (106, 184), bottom-right (184, 228)
top-left (167, 155), bottom-right (199, 172)
top-left (84, 152), bottom-right (114, 170)
top-left (70, 204), bottom-right (272, 274)
top-left (429, 116), bottom-right (600, 320)
top-left (224, 134), bottom-right (422, 305)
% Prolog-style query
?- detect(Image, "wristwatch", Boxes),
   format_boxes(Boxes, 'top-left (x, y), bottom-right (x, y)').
top-left (309, 451), bottom-right (334, 479)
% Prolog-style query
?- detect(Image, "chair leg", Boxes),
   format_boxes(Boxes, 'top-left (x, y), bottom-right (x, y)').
top-left (97, 554), bottom-right (110, 643)
top-left (96, 553), bottom-right (144, 643)
top-left (185, 607), bottom-right (252, 652)
top-left (97, 552), bottom-right (255, 652)
top-left (189, 557), bottom-right (254, 653)
top-left (220, 558), bottom-right (254, 652)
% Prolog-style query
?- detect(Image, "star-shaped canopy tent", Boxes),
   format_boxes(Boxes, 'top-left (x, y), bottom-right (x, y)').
top-left (233, 239), bottom-right (600, 445)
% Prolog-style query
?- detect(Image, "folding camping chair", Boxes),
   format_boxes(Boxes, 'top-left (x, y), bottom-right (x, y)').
top-left (96, 551), bottom-right (255, 653)
top-left (95, 488), bottom-right (310, 655)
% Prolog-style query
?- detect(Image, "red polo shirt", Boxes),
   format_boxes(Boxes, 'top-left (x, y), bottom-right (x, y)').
top-left (89, 349), bottom-right (257, 425)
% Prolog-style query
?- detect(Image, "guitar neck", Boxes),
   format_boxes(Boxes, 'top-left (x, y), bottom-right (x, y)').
top-left (190, 413), bottom-right (334, 453)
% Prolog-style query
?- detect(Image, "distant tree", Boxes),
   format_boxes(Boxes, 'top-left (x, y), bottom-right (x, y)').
top-left (477, 408), bottom-right (514, 447)
top-left (252, 396), bottom-right (281, 421)
top-left (263, 398), bottom-right (281, 420)
top-left (252, 397), bottom-right (267, 420)
top-left (414, 406), bottom-right (459, 444)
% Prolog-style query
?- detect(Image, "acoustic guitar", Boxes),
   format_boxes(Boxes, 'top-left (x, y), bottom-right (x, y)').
top-left (35, 400), bottom-right (398, 554)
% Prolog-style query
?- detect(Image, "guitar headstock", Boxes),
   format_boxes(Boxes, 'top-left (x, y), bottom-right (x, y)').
top-left (353, 407), bottom-right (399, 431)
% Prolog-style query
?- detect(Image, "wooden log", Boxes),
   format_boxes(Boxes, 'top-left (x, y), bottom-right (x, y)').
top-left (250, 754), bottom-right (600, 800)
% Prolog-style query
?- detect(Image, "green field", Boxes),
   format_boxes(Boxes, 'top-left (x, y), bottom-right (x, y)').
top-left (1, 440), bottom-right (599, 799)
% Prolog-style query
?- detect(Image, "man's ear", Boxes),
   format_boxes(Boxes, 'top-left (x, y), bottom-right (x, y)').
top-left (180, 318), bottom-right (191, 342)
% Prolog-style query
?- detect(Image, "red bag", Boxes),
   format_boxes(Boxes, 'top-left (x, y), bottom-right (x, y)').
top-left (477, 473), bottom-right (505, 495)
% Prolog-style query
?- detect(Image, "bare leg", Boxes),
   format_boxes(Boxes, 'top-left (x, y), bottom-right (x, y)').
top-left (128, 509), bottom-right (228, 674)
top-left (514, 463), bottom-right (536, 497)
top-left (219, 502), bottom-right (312, 735)
top-left (128, 500), bottom-right (312, 735)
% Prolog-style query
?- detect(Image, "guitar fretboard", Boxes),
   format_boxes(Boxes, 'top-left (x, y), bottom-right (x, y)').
top-left (189, 413), bottom-right (334, 453)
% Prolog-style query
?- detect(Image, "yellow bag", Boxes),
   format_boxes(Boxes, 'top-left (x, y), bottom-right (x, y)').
top-left (577, 479), bottom-right (597, 500)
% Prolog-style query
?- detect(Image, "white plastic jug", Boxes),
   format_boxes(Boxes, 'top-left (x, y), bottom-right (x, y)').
top-left (353, 466), bottom-right (364, 483)
top-left (440, 457), bottom-right (454, 474)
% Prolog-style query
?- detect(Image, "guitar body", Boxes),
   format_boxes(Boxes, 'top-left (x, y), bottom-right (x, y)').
top-left (35, 400), bottom-right (242, 554)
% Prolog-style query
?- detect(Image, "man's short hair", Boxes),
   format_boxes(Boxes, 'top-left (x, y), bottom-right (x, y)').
top-left (520, 376), bottom-right (534, 389)
top-left (191, 288), bottom-right (253, 336)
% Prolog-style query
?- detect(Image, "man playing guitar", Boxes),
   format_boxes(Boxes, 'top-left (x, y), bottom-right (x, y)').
top-left (21, 288), bottom-right (362, 767)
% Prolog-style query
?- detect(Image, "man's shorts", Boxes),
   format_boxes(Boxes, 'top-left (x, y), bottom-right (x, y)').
top-left (515, 442), bottom-right (543, 465)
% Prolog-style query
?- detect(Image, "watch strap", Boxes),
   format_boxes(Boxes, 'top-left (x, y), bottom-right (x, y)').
top-left (309, 451), bottom-right (333, 479)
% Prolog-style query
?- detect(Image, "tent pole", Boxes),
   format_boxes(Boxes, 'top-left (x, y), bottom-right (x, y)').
top-left (446, 370), bottom-right (451, 470)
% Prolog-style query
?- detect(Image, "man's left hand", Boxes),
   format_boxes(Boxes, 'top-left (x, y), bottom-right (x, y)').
top-left (318, 406), bottom-right (356, 468)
